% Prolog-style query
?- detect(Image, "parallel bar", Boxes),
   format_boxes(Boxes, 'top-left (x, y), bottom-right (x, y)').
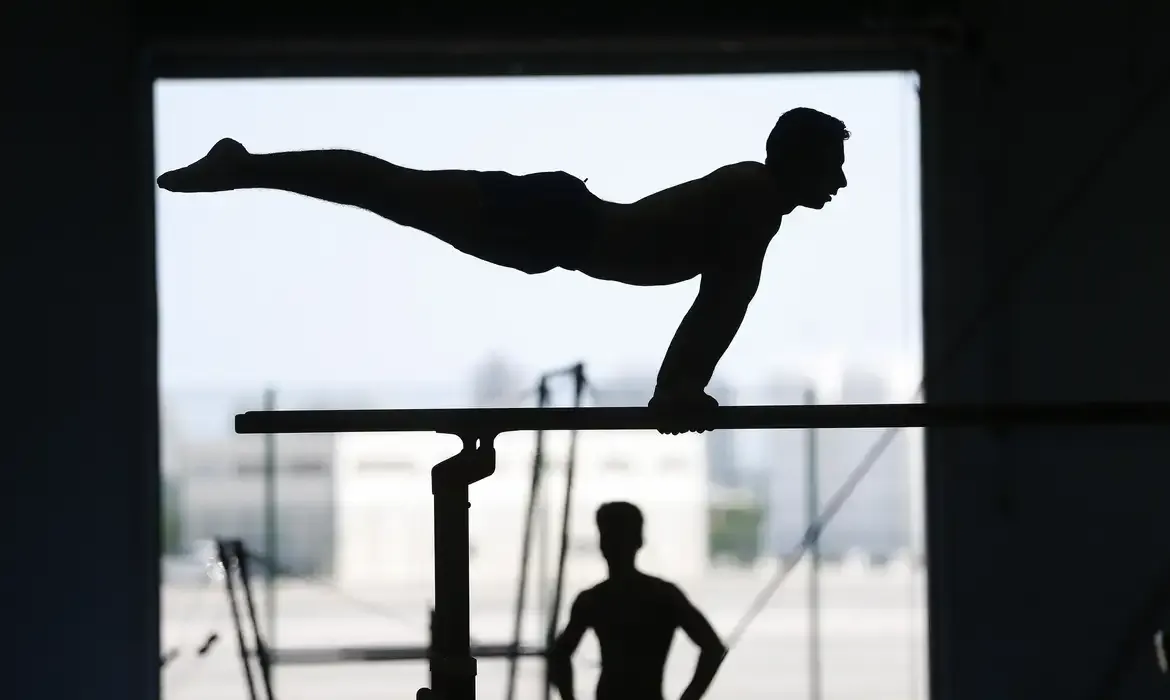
top-left (236, 401), bottom-right (1170, 436)
top-left (269, 644), bottom-right (545, 665)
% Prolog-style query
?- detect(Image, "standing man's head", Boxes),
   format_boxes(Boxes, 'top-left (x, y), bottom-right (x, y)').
top-left (596, 501), bottom-right (644, 570)
top-left (765, 107), bottom-right (850, 210)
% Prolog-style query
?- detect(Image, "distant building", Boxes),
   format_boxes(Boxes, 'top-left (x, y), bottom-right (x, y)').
top-left (592, 374), bottom-right (741, 488)
top-left (170, 432), bottom-right (338, 577)
top-left (590, 375), bottom-right (653, 408)
top-left (817, 368), bottom-right (912, 558)
top-left (469, 354), bottom-right (527, 407)
top-left (704, 380), bottom-right (740, 488)
top-left (333, 429), bottom-right (710, 587)
top-left (760, 372), bottom-right (817, 556)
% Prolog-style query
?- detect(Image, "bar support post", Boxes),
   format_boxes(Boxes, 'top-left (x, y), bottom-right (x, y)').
top-left (429, 435), bottom-right (497, 700)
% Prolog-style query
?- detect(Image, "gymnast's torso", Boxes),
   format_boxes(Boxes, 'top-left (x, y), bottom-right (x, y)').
top-left (581, 161), bottom-right (785, 286)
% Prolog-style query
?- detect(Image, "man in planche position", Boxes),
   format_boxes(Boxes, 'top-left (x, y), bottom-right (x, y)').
top-left (157, 107), bottom-right (849, 433)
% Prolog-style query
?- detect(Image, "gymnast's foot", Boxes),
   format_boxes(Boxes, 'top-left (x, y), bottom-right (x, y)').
top-left (156, 138), bottom-right (250, 192)
top-left (648, 390), bottom-right (720, 435)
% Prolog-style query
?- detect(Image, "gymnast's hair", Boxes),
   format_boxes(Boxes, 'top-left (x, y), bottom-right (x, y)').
top-left (765, 107), bottom-right (850, 168)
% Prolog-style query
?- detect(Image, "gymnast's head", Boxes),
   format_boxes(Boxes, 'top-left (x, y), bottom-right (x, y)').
top-left (596, 501), bottom-right (644, 570)
top-left (765, 107), bottom-right (850, 210)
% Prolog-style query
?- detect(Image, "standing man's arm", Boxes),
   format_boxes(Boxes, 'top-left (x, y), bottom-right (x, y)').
top-left (547, 594), bottom-right (592, 700)
top-left (670, 585), bottom-right (727, 700)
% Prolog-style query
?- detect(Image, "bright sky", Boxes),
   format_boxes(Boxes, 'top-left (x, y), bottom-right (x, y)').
top-left (154, 72), bottom-right (921, 413)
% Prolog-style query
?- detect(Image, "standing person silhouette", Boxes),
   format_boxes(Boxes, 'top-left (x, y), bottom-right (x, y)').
top-left (157, 107), bottom-right (849, 432)
top-left (545, 502), bottom-right (726, 700)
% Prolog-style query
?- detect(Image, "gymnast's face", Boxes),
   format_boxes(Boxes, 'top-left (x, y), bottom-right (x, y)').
top-left (793, 139), bottom-right (847, 210)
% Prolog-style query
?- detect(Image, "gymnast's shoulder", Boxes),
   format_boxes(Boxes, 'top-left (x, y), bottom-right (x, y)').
top-left (706, 160), bottom-right (777, 196)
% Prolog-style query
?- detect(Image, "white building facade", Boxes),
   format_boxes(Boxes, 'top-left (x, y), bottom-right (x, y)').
top-left (173, 433), bottom-right (337, 576)
top-left (334, 429), bottom-right (710, 588)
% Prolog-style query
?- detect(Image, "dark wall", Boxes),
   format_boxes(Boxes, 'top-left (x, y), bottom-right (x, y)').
top-left (924, 1), bottom-right (1170, 699)
top-left (9, 1), bottom-right (1169, 700)
top-left (6, 1), bottom-right (157, 700)
top-left (135, 0), bottom-right (961, 43)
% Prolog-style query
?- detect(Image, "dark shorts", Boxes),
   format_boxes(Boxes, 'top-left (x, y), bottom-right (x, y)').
top-left (472, 170), bottom-right (603, 274)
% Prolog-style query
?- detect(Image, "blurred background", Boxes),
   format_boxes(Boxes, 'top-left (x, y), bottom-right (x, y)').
top-left (155, 71), bottom-right (925, 700)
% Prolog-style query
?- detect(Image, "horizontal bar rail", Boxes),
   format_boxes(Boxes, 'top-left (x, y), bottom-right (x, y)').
top-left (236, 401), bottom-right (1170, 436)
top-left (268, 643), bottom-right (545, 665)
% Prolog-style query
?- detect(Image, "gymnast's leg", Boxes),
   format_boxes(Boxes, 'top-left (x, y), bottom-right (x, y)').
top-left (156, 138), bottom-right (483, 235)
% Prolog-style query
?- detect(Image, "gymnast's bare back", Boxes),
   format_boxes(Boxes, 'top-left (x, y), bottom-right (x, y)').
top-left (588, 164), bottom-right (785, 286)
top-left (157, 109), bottom-right (848, 430)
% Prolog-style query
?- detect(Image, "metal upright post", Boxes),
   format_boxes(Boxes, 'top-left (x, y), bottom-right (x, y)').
top-left (234, 541), bottom-right (275, 700)
top-left (536, 499), bottom-right (550, 648)
top-left (430, 438), bottom-right (496, 700)
top-left (804, 388), bottom-right (823, 700)
top-left (262, 387), bottom-right (278, 661)
top-left (505, 380), bottom-right (551, 700)
top-left (543, 365), bottom-right (586, 700)
top-left (218, 539), bottom-right (260, 700)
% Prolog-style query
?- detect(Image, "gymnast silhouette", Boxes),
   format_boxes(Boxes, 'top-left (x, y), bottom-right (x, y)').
top-left (157, 107), bottom-right (849, 432)
top-left (546, 502), bottom-right (725, 700)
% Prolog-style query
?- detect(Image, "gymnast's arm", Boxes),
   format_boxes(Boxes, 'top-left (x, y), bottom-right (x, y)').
top-left (654, 249), bottom-right (764, 398)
